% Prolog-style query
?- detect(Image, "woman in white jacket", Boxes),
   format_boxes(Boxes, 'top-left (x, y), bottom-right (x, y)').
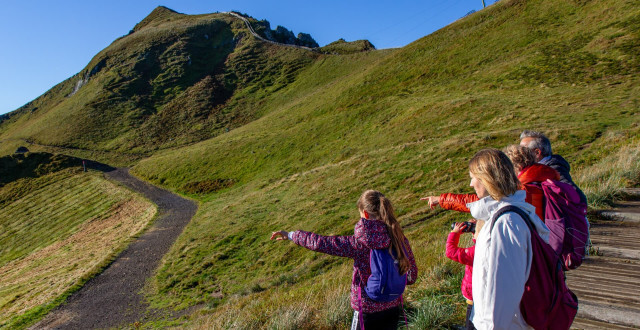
top-left (466, 149), bottom-right (550, 330)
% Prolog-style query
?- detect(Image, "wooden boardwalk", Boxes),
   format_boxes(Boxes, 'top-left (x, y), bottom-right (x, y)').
top-left (569, 189), bottom-right (640, 329)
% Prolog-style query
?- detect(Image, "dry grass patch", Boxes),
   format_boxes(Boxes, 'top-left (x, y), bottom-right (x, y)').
top-left (0, 174), bottom-right (156, 325)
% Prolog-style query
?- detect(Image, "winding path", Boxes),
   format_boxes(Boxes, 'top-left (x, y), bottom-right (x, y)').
top-left (33, 167), bottom-right (197, 329)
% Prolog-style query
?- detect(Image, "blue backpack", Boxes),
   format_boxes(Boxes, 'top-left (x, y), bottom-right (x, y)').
top-left (364, 248), bottom-right (407, 301)
top-left (355, 248), bottom-right (408, 329)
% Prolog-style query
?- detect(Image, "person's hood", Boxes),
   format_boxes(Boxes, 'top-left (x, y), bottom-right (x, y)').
top-left (466, 190), bottom-right (550, 243)
top-left (519, 163), bottom-right (560, 184)
top-left (355, 218), bottom-right (391, 250)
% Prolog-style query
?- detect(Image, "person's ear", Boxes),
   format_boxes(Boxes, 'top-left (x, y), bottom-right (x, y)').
top-left (363, 210), bottom-right (369, 219)
top-left (534, 148), bottom-right (543, 158)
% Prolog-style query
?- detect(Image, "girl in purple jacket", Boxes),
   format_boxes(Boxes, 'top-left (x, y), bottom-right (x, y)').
top-left (271, 190), bottom-right (418, 330)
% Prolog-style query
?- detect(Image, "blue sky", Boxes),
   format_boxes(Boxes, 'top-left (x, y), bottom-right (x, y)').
top-left (0, 0), bottom-right (490, 115)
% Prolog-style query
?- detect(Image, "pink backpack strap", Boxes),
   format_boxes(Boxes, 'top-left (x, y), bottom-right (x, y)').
top-left (355, 250), bottom-right (373, 330)
top-left (358, 285), bottom-right (365, 330)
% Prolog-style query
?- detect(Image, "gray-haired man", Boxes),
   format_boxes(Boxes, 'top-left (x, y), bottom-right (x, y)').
top-left (519, 130), bottom-right (587, 205)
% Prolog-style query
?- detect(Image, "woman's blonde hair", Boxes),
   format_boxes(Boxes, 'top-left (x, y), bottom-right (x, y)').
top-left (357, 190), bottom-right (410, 274)
top-left (469, 149), bottom-right (521, 201)
top-left (503, 144), bottom-right (536, 173)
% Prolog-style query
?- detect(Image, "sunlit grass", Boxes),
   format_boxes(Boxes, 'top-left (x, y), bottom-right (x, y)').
top-left (134, 0), bottom-right (639, 327)
top-left (1, 0), bottom-right (639, 328)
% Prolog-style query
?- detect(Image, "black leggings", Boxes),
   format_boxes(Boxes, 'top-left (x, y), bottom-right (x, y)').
top-left (351, 306), bottom-right (401, 330)
top-left (466, 304), bottom-right (476, 330)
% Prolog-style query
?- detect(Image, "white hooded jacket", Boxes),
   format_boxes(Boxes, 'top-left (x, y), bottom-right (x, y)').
top-left (468, 190), bottom-right (550, 330)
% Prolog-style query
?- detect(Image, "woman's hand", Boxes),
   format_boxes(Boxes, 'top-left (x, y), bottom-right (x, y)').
top-left (270, 230), bottom-right (289, 241)
top-left (420, 196), bottom-right (440, 209)
top-left (451, 222), bottom-right (467, 233)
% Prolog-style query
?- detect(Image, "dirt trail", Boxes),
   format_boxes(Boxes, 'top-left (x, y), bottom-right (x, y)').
top-left (33, 168), bottom-right (197, 329)
top-left (569, 189), bottom-right (640, 329)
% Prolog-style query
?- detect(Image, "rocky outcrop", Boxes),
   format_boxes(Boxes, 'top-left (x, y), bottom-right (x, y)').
top-left (68, 58), bottom-right (107, 97)
top-left (247, 16), bottom-right (319, 48)
top-left (297, 33), bottom-right (319, 48)
top-left (273, 26), bottom-right (297, 45)
top-left (319, 39), bottom-right (376, 55)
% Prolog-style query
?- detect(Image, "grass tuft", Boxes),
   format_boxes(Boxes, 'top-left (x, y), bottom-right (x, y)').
top-left (576, 141), bottom-right (640, 208)
top-left (408, 295), bottom-right (459, 330)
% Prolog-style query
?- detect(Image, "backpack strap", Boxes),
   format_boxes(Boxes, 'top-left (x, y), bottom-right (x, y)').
top-left (357, 284), bottom-right (365, 330)
top-left (355, 251), bottom-right (371, 330)
top-left (489, 205), bottom-right (536, 235)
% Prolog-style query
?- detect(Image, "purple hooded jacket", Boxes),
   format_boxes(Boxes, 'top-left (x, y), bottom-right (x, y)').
top-left (290, 218), bottom-right (418, 313)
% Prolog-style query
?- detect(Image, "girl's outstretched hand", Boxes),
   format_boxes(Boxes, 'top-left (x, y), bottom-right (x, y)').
top-left (420, 196), bottom-right (440, 209)
top-left (271, 230), bottom-right (289, 241)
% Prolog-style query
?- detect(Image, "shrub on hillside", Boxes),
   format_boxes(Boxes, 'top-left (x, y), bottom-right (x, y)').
top-left (0, 152), bottom-right (81, 186)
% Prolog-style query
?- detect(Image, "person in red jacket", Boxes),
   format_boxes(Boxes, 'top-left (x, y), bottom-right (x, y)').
top-left (421, 145), bottom-right (560, 221)
top-left (504, 144), bottom-right (560, 220)
top-left (446, 221), bottom-right (476, 330)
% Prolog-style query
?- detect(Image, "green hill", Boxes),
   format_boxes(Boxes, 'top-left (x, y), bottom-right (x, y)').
top-left (1, 0), bottom-right (639, 328)
top-left (0, 7), bottom-right (320, 156)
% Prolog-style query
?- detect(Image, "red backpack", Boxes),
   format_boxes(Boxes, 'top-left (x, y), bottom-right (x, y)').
top-left (491, 206), bottom-right (578, 330)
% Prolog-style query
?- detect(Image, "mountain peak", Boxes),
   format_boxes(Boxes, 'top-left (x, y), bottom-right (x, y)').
top-left (132, 6), bottom-right (183, 32)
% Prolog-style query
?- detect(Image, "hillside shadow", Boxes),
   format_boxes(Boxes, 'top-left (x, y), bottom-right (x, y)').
top-left (83, 160), bottom-right (116, 173)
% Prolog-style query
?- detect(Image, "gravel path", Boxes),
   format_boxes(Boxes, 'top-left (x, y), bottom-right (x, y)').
top-left (33, 167), bottom-right (197, 329)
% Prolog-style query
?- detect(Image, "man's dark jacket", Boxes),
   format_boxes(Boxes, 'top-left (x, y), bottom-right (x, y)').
top-left (540, 154), bottom-right (588, 205)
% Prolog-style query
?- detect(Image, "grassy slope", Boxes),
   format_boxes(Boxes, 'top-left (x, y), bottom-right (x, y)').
top-left (129, 0), bottom-right (639, 328)
top-left (0, 170), bottom-right (157, 327)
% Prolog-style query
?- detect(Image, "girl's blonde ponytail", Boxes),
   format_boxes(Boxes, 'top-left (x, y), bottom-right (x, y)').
top-left (379, 196), bottom-right (410, 274)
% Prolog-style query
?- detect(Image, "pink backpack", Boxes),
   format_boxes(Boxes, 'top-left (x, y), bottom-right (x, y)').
top-left (539, 180), bottom-right (589, 270)
top-left (491, 206), bottom-right (578, 330)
